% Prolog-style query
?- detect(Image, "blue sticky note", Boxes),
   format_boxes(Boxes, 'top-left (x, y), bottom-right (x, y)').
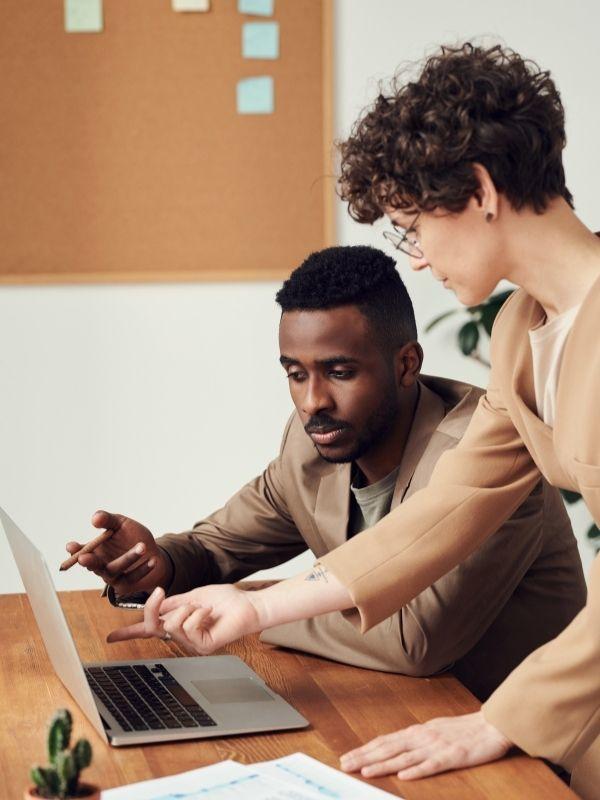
top-left (238, 0), bottom-right (274, 16)
top-left (64, 0), bottom-right (103, 33)
top-left (237, 77), bottom-right (274, 115)
top-left (242, 22), bottom-right (279, 60)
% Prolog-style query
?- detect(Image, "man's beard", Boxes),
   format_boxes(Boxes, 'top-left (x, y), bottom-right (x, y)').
top-left (307, 394), bottom-right (400, 465)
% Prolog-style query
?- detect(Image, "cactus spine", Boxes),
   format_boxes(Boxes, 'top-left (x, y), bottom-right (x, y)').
top-left (30, 709), bottom-right (93, 798)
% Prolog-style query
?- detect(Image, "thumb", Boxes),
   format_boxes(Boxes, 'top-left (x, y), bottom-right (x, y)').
top-left (159, 591), bottom-right (200, 614)
top-left (92, 510), bottom-right (125, 532)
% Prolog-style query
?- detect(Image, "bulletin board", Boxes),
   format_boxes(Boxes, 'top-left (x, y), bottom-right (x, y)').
top-left (0, 0), bottom-right (333, 283)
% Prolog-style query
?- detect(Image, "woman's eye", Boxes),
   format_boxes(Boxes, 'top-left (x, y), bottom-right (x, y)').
top-left (287, 371), bottom-right (305, 382)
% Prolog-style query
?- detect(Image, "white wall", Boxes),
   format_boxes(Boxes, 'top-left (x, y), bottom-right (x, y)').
top-left (1, 0), bottom-right (598, 593)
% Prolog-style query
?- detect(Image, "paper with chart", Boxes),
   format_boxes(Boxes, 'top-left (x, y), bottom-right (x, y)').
top-left (100, 753), bottom-right (402, 799)
top-left (255, 753), bottom-right (401, 799)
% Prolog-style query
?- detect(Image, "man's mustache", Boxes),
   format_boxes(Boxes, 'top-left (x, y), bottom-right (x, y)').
top-left (304, 414), bottom-right (350, 434)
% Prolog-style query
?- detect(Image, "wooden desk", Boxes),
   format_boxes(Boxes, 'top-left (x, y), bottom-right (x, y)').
top-left (0, 590), bottom-right (577, 799)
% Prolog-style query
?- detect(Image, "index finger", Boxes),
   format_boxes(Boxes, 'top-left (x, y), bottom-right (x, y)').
top-left (106, 620), bottom-right (147, 643)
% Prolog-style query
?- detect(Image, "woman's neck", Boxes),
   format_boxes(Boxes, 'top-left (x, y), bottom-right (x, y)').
top-left (503, 198), bottom-right (600, 320)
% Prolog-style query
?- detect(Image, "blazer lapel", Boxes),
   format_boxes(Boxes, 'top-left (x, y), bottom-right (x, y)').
top-left (313, 463), bottom-right (352, 551)
top-left (391, 381), bottom-right (446, 508)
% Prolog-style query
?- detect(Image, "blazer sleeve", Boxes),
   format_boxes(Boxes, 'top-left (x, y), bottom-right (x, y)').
top-left (318, 302), bottom-right (542, 632)
top-left (392, 479), bottom-right (550, 676)
top-left (156, 416), bottom-right (307, 595)
top-left (483, 547), bottom-right (600, 770)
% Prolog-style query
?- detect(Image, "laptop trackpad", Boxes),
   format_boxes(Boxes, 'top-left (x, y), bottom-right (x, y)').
top-left (191, 678), bottom-right (275, 704)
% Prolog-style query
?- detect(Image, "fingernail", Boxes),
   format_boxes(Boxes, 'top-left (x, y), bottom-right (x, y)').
top-left (135, 544), bottom-right (144, 554)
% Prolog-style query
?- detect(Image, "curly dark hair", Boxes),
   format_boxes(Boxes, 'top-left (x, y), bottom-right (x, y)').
top-left (276, 246), bottom-right (417, 352)
top-left (338, 43), bottom-right (573, 222)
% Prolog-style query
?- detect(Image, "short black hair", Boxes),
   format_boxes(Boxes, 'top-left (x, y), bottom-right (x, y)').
top-left (276, 246), bottom-right (417, 352)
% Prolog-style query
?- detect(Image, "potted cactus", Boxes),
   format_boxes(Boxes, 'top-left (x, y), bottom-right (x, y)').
top-left (25, 709), bottom-right (99, 799)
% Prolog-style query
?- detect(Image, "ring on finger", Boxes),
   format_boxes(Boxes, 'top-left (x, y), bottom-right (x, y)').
top-left (161, 631), bottom-right (172, 641)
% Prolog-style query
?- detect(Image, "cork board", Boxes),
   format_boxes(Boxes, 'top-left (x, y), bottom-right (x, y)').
top-left (0, 0), bottom-right (333, 284)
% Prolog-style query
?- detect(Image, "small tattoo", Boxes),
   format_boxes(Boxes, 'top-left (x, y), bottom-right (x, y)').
top-left (305, 565), bottom-right (329, 583)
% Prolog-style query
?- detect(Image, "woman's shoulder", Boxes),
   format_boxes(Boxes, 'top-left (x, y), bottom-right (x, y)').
top-left (490, 287), bottom-right (536, 337)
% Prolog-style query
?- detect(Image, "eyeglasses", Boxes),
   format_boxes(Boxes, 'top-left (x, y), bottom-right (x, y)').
top-left (383, 212), bottom-right (423, 258)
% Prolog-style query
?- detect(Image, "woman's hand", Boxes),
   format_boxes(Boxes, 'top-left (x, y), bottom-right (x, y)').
top-left (106, 584), bottom-right (262, 653)
top-left (340, 711), bottom-right (512, 780)
top-left (106, 565), bottom-right (353, 653)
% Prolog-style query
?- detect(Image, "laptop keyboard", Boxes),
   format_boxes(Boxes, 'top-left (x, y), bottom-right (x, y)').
top-left (84, 663), bottom-right (217, 732)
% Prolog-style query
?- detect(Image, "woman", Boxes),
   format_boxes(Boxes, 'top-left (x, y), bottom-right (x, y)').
top-left (109, 44), bottom-right (600, 797)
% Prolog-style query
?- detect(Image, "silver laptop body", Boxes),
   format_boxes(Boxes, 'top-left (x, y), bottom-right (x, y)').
top-left (1, 507), bottom-right (308, 746)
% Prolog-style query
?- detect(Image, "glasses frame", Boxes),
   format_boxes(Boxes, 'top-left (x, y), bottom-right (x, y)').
top-left (383, 212), bottom-right (423, 258)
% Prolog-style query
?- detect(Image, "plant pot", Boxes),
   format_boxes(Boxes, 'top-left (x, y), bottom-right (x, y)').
top-left (24, 784), bottom-right (100, 800)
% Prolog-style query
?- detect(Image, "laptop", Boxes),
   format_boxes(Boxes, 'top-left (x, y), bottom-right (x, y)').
top-left (1, 507), bottom-right (308, 746)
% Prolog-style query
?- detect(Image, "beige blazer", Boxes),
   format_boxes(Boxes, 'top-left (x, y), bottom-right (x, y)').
top-left (157, 376), bottom-right (584, 700)
top-left (318, 281), bottom-right (600, 787)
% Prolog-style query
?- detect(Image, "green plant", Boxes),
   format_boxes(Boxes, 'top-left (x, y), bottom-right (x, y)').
top-left (427, 289), bottom-right (599, 553)
top-left (425, 289), bottom-right (514, 366)
top-left (30, 709), bottom-right (93, 799)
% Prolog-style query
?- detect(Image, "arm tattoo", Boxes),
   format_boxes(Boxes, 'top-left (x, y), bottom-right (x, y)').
top-left (305, 565), bottom-right (329, 583)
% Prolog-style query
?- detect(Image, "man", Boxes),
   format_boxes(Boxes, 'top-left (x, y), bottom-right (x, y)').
top-left (70, 246), bottom-right (585, 701)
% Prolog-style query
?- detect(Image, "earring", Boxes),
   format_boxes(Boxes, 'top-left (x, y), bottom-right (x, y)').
top-left (486, 212), bottom-right (494, 223)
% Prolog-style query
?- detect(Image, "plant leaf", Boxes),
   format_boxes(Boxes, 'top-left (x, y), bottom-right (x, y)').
top-left (587, 523), bottom-right (600, 539)
top-left (458, 321), bottom-right (479, 356)
top-left (424, 307), bottom-right (460, 332)
top-left (560, 489), bottom-right (582, 505)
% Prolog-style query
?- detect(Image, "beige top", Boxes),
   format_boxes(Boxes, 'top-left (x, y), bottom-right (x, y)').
top-left (529, 304), bottom-right (581, 426)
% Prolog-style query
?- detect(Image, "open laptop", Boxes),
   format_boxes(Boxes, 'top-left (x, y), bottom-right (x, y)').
top-left (1, 507), bottom-right (308, 746)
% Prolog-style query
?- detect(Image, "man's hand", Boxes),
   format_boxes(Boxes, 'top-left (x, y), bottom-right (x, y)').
top-left (106, 584), bottom-right (261, 653)
top-left (65, 510), bottom-right (173, 597)
top-left (339, 711), bottom-right (512, 780)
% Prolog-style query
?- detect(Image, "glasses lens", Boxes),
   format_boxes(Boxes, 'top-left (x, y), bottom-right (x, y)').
top-left (383, 230), bottom-right (402, 248)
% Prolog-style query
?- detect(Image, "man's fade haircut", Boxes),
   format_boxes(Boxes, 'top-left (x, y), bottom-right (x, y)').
top-left (338, 42), bottom-right (573, 223)
top-left (276, 246), bottom-right (417, 354)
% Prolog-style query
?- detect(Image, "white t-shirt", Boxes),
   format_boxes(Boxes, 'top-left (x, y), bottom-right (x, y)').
top-left (529, 304), bottom-right (581, 427)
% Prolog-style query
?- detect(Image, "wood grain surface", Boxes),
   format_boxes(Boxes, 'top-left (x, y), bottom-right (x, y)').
top-left (0, 590), bottom-right (577, 798)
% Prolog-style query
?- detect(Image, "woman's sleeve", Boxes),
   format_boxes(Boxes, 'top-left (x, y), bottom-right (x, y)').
top-left (483, 547), bottom-right (600, 770)
top-left (319, 300), bottom-right (542, 631)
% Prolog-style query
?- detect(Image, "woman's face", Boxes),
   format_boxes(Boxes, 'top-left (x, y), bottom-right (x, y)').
top-left (387, 199), bottom-right (504, 307)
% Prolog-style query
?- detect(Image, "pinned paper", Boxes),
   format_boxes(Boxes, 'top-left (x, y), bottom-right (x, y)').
top-left (238, 0), bottom-right (274, 16)
top-left (242, 22), bottom-right (279, 60)
top-left (237, 77), bottom-right (274, 115)
top-left (172, 0), bottom-right (210, 11)
top-left (64, 0), bottom-right (103, 33)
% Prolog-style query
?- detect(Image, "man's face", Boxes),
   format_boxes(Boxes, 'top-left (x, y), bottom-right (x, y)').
top-left (279, 306), bottom-right (402, 463)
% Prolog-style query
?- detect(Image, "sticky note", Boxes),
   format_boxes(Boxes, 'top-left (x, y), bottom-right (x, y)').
top-left (237, 77), bottom-right (274, 115)
top-left (172, 0), bottom-right (210, 11)
top-left (238, 0), bottom-right (274, 16)
top-left (242, 22), bottom-right (279, 60)
top-left (64, 0), bottom-right (103, 33)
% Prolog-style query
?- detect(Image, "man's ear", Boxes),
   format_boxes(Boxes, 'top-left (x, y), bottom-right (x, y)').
top-left (471, 163), bottom-right (499, 221)
top-left (395, 341), bottom-right (423, 388)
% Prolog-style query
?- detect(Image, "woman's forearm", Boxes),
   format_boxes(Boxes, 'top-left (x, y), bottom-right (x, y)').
top-left (249, 564), bottom-right (354, 630)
